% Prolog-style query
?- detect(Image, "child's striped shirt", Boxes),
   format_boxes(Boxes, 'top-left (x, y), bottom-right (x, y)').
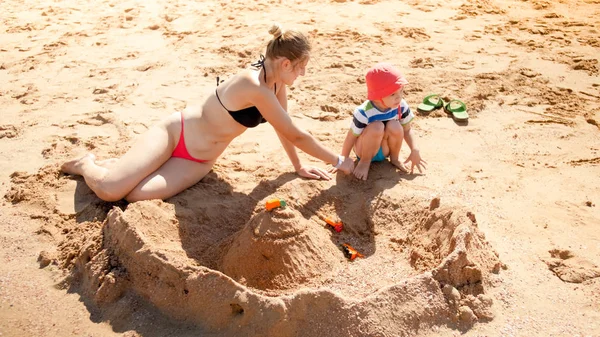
top-left (350, 99), bottom-right (414, 136)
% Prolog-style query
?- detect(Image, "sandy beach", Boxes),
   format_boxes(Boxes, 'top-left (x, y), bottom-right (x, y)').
top-left (1, 0), bottom-right (599, 336)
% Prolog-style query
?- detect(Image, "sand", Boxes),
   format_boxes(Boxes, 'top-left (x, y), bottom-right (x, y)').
top-left (1, 0), bottom-right (599, 336)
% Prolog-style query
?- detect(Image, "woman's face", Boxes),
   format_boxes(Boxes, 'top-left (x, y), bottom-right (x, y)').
top-left (281, 57), bottom-right (309, 85)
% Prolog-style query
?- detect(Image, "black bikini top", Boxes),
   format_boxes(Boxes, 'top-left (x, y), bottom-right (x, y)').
top-left (215, 55), bottom-right (276, 128)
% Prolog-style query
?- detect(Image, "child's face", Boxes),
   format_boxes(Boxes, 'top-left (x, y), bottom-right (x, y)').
top-left (380, 88), bottom-right (404, 109)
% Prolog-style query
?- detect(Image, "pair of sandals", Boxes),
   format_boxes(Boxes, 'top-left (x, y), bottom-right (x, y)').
top-left (417, 94), bottom-right (469, 122)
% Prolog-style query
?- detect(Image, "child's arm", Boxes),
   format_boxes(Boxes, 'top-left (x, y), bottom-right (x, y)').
top-left (328, 129), bottom-right (357, 173)
top-left (402, 123), bottom-right (417, 151)
top-left (402, 123), bottom-right (427, 173)
top-left (340, 129), bottom-right (357, 158)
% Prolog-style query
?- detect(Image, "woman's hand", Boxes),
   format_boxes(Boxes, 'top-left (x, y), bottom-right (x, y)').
top-left (328, 157), bottom-right (354, 175)
top-left (297, 165), bottom-right (333, 180)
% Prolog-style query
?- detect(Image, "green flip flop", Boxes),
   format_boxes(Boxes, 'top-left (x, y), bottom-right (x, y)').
top-left (444, 99), bottom-right (469, 122)
top-left (417, 94), bottom-right (444, 113)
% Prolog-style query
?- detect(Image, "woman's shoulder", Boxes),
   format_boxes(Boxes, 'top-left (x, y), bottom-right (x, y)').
top-left (232, 69), bottom-right (272, 96)
top-left (233, 68), bottom-right (260, 85)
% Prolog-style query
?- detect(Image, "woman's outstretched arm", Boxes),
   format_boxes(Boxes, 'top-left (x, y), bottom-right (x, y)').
top-left (273, 85), bottom-right (333, 179)
top-left (254, 85), bottom-right (353, 173)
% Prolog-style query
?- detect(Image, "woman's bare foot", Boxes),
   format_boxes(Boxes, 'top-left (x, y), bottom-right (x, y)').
top-left (353, 159), bottom-right (371, 181)
top-left (61, 153), bottom-right (96, 175)
top-left (95, 158), bottom-right (119, 168)
top-left (390, 158), bottom-right (409, 174)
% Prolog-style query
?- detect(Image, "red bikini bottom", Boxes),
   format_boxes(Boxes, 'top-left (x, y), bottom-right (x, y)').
top-left (171, 111), bottom-right (209, 163)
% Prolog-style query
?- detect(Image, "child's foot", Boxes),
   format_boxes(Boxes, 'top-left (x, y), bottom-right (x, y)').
top-left (61, 153), bottom-right (96, 175)
top-left (390, 158), bottom-right (410, 174)
top-left (353, 159), bottom-right (371, 181)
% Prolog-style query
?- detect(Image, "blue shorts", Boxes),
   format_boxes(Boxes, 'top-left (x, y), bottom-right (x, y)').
top-left (357, 147), bottom-right (387, 162)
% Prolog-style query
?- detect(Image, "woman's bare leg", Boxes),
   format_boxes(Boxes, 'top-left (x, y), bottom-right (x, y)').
top-left (125, 158), bottom-right (216, 202)
top-left (61, 113), bottom-right (179, 201)
top-left (353, 122), bottom-right (385, 181)
top-left (94, 158), bottom-right (119, 168)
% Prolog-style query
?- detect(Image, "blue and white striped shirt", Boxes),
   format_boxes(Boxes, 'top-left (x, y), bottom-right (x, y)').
top-left (350, 99), bottom-right (414, 136)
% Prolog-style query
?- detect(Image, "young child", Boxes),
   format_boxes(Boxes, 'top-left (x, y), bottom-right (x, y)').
top-left (338, 62), bottom-right (427, 180)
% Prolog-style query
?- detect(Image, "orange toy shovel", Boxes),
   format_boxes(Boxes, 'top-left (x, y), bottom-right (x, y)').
top-left (341, 243), bottom-right (364, 261)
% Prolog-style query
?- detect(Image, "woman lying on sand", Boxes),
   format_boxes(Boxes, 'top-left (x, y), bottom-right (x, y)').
top-left (61, 24), bottom-right (355, 202)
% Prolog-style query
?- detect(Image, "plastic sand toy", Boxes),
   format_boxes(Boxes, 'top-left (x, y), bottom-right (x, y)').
top-left (265, 198), bottom-right (287, 211)
top-left (325, 218), bottom-right (343, 232)
top-left (341, 243), bottom-right (364, 261)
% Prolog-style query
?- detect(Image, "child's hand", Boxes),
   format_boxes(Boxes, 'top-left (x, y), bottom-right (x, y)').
top-left (404, 149), bottom-right (427, 174)
top-left (297, 165), bottom-right (332, 180)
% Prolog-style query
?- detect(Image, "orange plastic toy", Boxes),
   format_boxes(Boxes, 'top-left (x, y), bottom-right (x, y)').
top-left (341, 243), bottom-right (364, 261)
top-left (265, 198), bottom-right (287, 211)
top-left (325, 218), bottom-right (343, 232)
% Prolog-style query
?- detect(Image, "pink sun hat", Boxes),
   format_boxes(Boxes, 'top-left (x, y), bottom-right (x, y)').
top-left (366, 62), bottom-right (409, 100)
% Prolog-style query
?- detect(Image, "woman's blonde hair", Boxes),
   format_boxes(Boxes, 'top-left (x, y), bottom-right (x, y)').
top-left (265, 24), bottom-right (311, 64)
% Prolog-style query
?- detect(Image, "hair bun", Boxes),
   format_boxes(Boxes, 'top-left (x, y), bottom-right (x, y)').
top-left (268, 24), bottom-right (283, 39)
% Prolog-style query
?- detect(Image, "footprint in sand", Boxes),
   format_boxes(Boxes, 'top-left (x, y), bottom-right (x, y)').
top-left (543, 249), bottom-right (600, 283)
top-left (570, 58), bottom-right (599, 75)
top-left (458, 0), bottom-right (506, 17)
top-left (6, 22), bottom-right (49, 33)
top-left (0, 125), bottom-right (20, 139)
top-left (76, 110), bottom-right (129, 139)
top-left (147, 100), bottom-right (166, 109)
top-left (483, 24), bottom-right (514, 37)
top-left (77, 112), bottom-right (114, 126)
top-left (41, 141), bottom-right (69, 159)
top-left (543, 12), bottom-right (562, 19)
top-left (121, 7), bottom-right (139, 27)
top-left (91, 84), bottom-right (133, 105)
top-left (531, 0), bottom-right (552, 10)
top-left (309, 104), bottom-right (344, 122)
top-left (383, 27), bottom-right (430, 42)
top-left (578, 36), bottom-right (600, 48)
top-left (10, 84), bottom-right (38, 105)
top-left (134, 61), bottom-right (163, 72)
top-left (406, 0), bottom-right (440, 12)
top-left (409, 57), bottom-right (435, 69)
top-left (110, 51), bottom-right (141, 63)
top-left (320, 29), bottom-right (375, 47)
top-left (43, 40), bottom-right (67, 51)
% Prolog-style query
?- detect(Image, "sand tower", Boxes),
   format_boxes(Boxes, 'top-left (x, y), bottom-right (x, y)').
top-left (221, 204), bottom-right (340, 291)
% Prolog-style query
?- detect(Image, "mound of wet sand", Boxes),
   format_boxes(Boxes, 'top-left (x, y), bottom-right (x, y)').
top-left (7, 167), bottom-right (503, 336)
top-left (222, 206), bottom-right (341, 290)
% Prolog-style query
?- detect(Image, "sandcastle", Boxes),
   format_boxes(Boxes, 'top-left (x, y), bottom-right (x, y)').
top-left (58, 191), bottom-right (502, 336)
top-left (221, 205), bottom-right (341, 290)
top-left (11, 166), bottom-right (504, 336)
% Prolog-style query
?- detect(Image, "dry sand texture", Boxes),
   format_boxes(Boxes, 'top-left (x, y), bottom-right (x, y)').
top-left (1, 0), bottom-right (600, 336)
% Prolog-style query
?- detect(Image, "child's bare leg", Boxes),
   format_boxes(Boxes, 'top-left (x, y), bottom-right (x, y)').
top-left (384, 120), bottom-right (409, 173)
top-left (61, 113), bottom-right (179, 201)
top-left (354, 122), bottom-right (384, 180)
